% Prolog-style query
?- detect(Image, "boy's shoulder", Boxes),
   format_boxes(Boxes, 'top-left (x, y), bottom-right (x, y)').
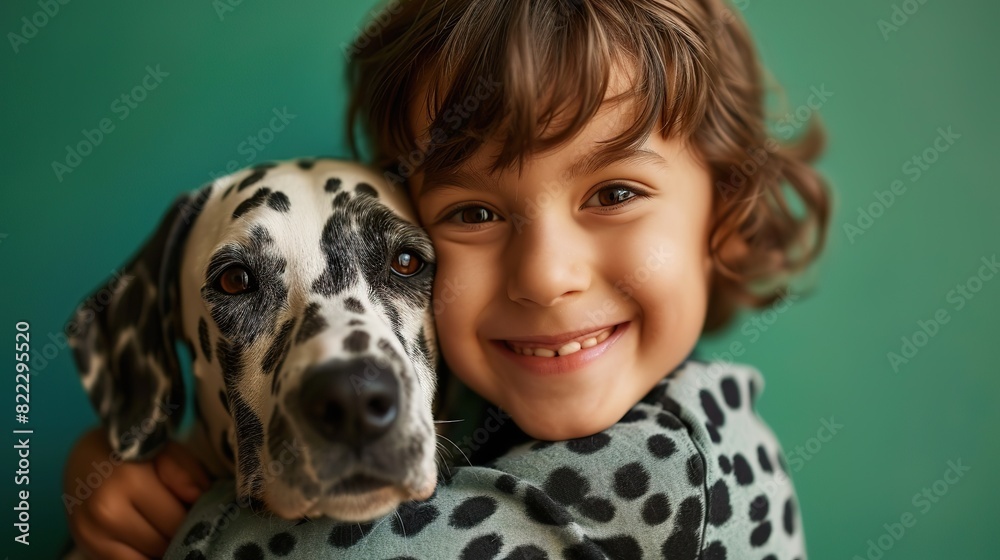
top-left (640, 359), bottom-right (807, 556)
top-left (480, 359), bottom-right (806, 558)
top-left (642, 358), bottom-right (767, 426)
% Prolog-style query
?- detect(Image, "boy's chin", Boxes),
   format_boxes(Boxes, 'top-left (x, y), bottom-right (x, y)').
top-left (510, 400), bottom-right (632, 442)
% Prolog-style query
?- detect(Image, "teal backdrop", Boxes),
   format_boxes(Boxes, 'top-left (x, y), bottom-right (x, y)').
top-left (1, 0), bottom-right (996, 558)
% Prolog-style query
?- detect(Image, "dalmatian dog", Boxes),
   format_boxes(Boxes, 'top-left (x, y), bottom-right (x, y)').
top-left (67, 158), bottom-right (439, 522)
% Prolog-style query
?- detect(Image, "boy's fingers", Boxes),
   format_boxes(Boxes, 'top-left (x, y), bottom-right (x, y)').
top-left (131, 471), bottom-right (190, 539)
top-left (156, 442), bottom-right (211, 497)
top-left (73, 515), bottom-right (150, 560)
top-left (93, 499), bottom-right (170, 559)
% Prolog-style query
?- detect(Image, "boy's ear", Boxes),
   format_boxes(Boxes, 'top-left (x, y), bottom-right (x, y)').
top-left (67, 189), bottom-right (209, 460)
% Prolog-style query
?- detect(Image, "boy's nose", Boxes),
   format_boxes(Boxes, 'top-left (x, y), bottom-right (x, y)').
top-left (505, 218), bottom-right (591, 306)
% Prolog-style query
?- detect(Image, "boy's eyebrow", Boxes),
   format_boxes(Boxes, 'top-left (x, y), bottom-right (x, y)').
top-left (418, 146), bottom-right (669, 197)
top-left (419, 169), bottom-right (504, 197)
top-left (565, 146), bottom-right (669, 180)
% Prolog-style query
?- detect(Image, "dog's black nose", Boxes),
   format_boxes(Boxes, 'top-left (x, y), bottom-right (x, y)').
top-left (298, 358), bottom-right (399, 448)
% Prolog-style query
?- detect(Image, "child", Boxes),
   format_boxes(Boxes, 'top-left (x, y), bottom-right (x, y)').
top-left (64, 0), bottom-right (830, 558)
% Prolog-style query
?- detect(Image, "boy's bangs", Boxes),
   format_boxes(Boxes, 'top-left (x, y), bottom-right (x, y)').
top-left (413, 0), bottom-right (712, 177)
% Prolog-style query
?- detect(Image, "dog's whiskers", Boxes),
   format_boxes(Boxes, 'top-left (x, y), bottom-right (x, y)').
top-left (435, 433), bottom-right (473, 468)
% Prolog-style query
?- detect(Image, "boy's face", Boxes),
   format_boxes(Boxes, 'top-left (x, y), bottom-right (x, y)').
top-left (408, 101), bottom-right (714, 441)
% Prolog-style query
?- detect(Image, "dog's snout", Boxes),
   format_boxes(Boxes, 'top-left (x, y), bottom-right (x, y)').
top-left (298, 358), bottom-right (399, 448)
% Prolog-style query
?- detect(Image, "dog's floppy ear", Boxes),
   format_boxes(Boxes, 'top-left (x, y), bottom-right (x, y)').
top-left (67, 188), bottom-right (209, 460)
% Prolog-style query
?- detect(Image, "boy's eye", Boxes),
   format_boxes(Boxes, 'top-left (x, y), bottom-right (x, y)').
top-left (584, 185), bottom-right (640, 208)
top-left (447, 205), bottom-right (499, 224)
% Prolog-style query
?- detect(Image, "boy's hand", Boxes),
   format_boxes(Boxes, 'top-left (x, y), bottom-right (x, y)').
top-left (63, 428), bottom-right (211, 560)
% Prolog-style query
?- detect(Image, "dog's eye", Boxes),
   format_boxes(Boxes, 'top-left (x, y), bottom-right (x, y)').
top-left (390, 250), bottom-right (424, 277)
top-left (217, 265), bottom-right (255, 294)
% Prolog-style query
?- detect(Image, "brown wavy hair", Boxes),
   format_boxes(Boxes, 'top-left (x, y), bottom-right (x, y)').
top-left (346, 0), bottom-right (831, 333)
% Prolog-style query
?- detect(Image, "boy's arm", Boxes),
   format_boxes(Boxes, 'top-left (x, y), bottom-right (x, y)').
top-left (165, 361), bottom-right (806, 560)
top-left (166, 393), bottom-right (708, 558)
top-left (64, 427), bottom-right (211, 559)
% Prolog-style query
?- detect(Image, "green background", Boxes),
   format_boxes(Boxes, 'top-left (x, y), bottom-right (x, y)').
top-left (1, 0), bottom-right (996, 558)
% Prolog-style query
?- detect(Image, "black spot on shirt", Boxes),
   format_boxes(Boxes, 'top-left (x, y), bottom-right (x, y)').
top-left (733, 453), bottom-right (755, 485)
top-left (449, 496), bottom-right (499, 529)
top-left (642, 493), bottom-right (671, 525)
top-left (721, 376), bottom-right (741, 408)
top-left (524, 485), bottom-right (571, 526)
top-left (461, 534), bottom-right (503, 560)
top-left (544, 467), bottom-right (590, 506)
top-left (707, 479), bottom-right (732, 526)
top-left (612, 462), bottom-right (650, 500)
top-left (647, 434), bottom-right (677, 459)
top-left (391, 502), bottom-right (439, 536)
top-left (577, 496), bottom-right (615, 522)
top-left (566, 432), bottom-right (611, 455)
top-left (327, 522), bottom-right (374, 548)
top-left (750, 520), bottom-right (772, 547)
top-left (700, 389), bottom-right (725, 426)
top-left (750, 494), bottom-right (769, 522)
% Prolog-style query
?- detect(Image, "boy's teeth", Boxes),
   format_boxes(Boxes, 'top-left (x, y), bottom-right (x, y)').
top-left (557, 341), bottom-right (582, 355)
top-left (508, 326), bottom-right (615, 357)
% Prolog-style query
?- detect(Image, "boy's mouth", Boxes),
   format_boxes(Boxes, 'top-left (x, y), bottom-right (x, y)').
top-left (502, 324), bottom-right (619, 357)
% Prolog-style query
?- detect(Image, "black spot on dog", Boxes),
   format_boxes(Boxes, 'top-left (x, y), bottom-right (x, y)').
top-left (248, 224), bottom-right (274, 249)
top-left (324, 177), bottom-right (342, 192)
top-left (297, 159), bottom-right (316, 170)
top-left (267, 191), bottom-right (291, 212)
top-left (220, 430), bottom-right (235, 463)
top-left (267, 409), bottom-right (296, 471)
top-left (233, 187), bottom-right (272, 220)
top-left (343, 330), bottom-right (370, 352)
top-left (295, 302), bottom-right (328, 345)
top-left (114, 340), bottom-right (167, 455)
top-left (417, 329), bottom-right (432, 360)
top-left (204, 234), bottom-right (288, 347)
top-left (223, 183), bottom-right (236, 199)
top-left (237, 169), bottom-right (266, 192)
top-left (216, 339), bottom-right (244, 399)
top-left (355, 182), bottom-right (378, 198)
top-left (314, 194), bottom-right (434, 314)
top-left (112, 272), bottom-right (145, 328)
top-left (332, 191), bottom-right (351, 207)
top-left (385, 304), bottom-right (404, 346)
top-left (198, 318), bottom-right (212, 363)
top-left (263, 318), bottom-right (296, 376)
top-left (343, 297), bottom-right (364, 313)
top-left (230, 390), bottom-right (264, 499)
top-left (347, 318), bottom-right (363, 326)
top-left (218, 389), bottom-right (230, 414)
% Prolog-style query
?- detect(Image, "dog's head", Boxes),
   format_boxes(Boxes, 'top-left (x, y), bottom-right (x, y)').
top-left (68, 159), bottom-right (439, 521)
